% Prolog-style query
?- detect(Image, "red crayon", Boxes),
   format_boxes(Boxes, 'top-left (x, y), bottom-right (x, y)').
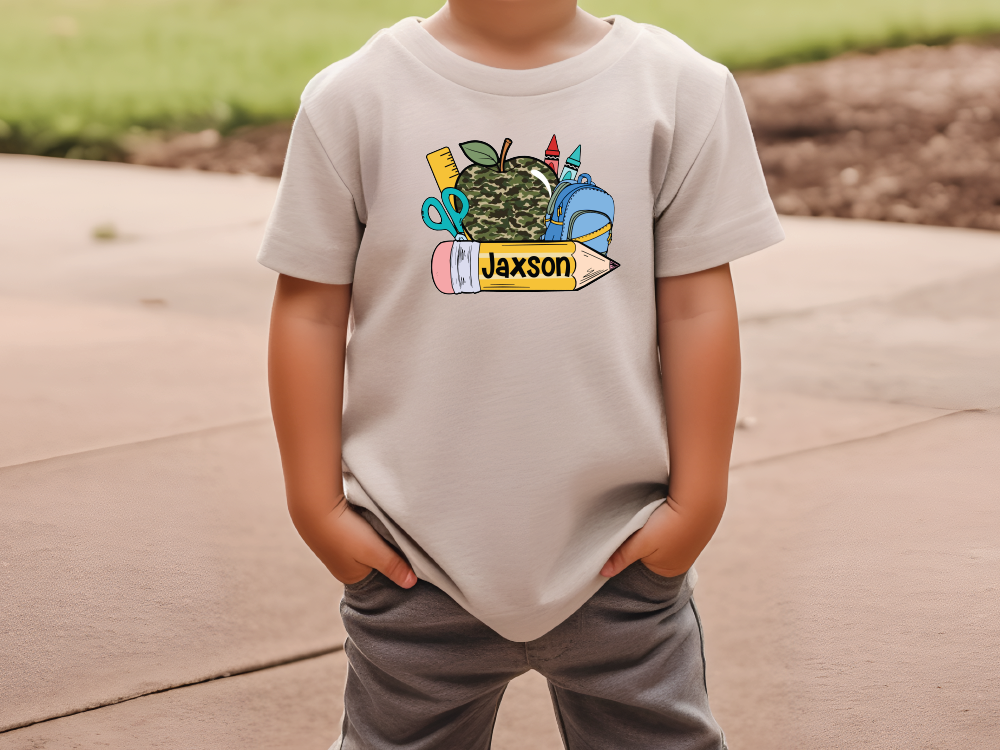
top-left (544, 134), bottom-right (560, 176)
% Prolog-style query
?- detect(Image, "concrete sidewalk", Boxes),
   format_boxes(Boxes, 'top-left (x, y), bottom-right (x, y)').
top-left (1, 155), bottom-right (997, 748)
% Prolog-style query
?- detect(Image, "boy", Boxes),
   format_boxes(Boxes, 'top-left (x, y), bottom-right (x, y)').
top-left (261, 1), bottom-right (783, 747)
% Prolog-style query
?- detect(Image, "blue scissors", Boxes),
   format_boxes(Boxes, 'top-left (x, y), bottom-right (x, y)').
top-left (421, 187), bottom-right (470, 239)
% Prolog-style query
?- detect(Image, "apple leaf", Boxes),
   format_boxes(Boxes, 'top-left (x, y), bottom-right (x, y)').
top-left (460, 140), bottom-right (499, 168)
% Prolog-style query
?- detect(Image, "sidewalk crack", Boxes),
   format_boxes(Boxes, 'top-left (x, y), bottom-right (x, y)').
top-left (0, 643), bottom-right (344, 735)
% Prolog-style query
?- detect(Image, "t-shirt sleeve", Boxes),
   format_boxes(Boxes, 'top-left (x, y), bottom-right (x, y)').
top-left (653, 72), bottom-right (784, 277)
top-left (257, 108), bottom-right (363, 284)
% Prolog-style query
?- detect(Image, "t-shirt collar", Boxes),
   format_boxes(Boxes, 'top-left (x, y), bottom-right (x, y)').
top-left (388, 15), bottom-right (640, 96)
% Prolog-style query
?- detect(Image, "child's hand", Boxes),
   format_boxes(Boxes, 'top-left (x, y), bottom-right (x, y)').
top-left (599, 267), bottom-right (739, 580)
top-left (267, 277), bottom-right (417, 590)
top-left (293, 499), bottom-right (418, 589)
top-left (599, 497), bottom-right (709, 579)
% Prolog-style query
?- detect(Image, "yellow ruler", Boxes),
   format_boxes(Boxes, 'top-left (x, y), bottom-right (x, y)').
top-left (426, 147), bottom-right (460, 193)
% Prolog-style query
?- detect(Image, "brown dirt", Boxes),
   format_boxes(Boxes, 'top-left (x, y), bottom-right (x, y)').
top-left (126, 121), bottom-right (292, 178)
top-left (125, 41), bottom-right (1000, 231)
top-left (740, 41), bottom-right (1000, 231)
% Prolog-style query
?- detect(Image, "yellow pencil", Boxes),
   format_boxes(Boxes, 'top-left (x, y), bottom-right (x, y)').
top-left (431, 241), bottom-right (619, 294)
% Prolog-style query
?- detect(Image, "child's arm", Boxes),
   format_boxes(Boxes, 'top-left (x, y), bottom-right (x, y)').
top-left (268, 274), bottom-right (417, 588)
top-left (601, 263), bottom-right (740, 577)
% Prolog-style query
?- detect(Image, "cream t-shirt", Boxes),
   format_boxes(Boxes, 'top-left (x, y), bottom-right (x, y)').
top-left (259, 15), bottom-right (784, 641)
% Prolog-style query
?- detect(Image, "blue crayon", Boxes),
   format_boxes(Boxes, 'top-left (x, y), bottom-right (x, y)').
top-left (560, 145), bottom-right (582, 182)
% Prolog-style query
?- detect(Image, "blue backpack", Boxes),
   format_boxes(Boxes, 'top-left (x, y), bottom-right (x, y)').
top-left (542, 174), bottom-right (615, 254)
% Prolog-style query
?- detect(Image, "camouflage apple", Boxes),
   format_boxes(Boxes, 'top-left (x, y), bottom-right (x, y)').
top-left (456, 138), bottom-right (557, 242)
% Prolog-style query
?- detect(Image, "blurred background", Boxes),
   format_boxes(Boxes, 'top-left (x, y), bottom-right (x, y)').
top-left (3, 0), bottom-right (999, 226)
top-left (1, 2), bottom-right (998, 748)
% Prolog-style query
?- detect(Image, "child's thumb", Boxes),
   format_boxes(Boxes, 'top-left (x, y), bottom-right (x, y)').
top-left (379, 552), bottom-right (418, 589)
top-left (600, 535), bottom-right (642, 578)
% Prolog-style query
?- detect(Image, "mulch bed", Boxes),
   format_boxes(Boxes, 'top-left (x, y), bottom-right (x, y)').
top-left (741, 40), bottom-right (1000, 231)
top-left (127, 41), bottom-right (1000, 231)
top-left (126, 121), bottom-right (292, 178)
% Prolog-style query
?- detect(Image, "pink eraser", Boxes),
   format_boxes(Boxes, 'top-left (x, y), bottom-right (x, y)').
top-left (431, 241), bottom-right (455, 294)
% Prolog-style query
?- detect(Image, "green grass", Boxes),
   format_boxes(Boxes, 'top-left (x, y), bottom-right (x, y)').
top-left (3, 0), bottom-right (1000, 158)
top-left (589, 0), bottom-right (1000, 69)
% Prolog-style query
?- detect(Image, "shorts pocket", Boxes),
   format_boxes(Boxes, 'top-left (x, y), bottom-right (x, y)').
top-left (610, 561), bottom-right (695, 615)
top-left (343, 568), bottom-right (379, 592)
top-left (637, 560), bottom-right (690, 586)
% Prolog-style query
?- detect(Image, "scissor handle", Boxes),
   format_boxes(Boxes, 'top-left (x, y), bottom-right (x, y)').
top-left (421, 196), bottom-right (458, 236)
top-left (441, 187), bottom-right (469, 234)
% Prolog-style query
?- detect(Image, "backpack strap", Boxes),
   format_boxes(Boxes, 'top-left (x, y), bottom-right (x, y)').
top-left (572, 222), bottom-right (611, 243)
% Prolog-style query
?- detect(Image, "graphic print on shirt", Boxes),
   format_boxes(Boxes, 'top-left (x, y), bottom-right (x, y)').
top-left (422, 135), bottom-right (620, 295)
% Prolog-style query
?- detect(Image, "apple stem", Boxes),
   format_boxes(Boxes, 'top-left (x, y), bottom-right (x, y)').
top-left (498, 138), bottom-right (512, 172)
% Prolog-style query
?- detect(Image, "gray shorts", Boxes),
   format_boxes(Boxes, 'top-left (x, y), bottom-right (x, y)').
top-left (332, 561), bottom-right (727, 750)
